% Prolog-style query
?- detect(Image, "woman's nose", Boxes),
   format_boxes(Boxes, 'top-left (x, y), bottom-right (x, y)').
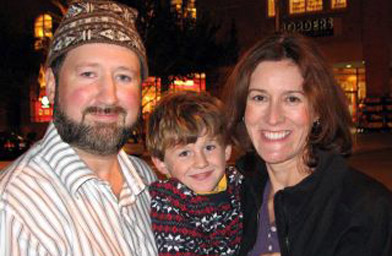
top-left (265, 101), bottom-right (284, 125)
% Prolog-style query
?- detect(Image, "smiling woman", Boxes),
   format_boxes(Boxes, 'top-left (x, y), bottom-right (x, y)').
top-left (223, 32), bottom-right (392, 256)
top-left (244, 59), bottom-right (315, 168)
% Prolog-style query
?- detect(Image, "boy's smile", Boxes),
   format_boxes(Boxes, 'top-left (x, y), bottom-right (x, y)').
top-left (152, 134), bottom-right (232, 193)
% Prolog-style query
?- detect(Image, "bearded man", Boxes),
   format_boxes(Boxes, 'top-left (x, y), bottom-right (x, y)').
top-left (0, 1), bottom-right (157, 255)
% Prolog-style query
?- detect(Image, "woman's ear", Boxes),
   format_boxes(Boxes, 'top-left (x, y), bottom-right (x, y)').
top-left (45, 68), bottom-right (56, 104)
top-left (151, 157), bottom-right (170, 176)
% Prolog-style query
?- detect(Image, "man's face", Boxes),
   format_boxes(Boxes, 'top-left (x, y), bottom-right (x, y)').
top-left (47, 43), bottom-right (142, 155)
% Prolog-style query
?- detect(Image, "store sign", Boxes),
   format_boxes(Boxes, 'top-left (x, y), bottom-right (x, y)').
top-left (33, 100), bottom-right (53, 122)
top-left (283, 17), bottom-right (334, 37)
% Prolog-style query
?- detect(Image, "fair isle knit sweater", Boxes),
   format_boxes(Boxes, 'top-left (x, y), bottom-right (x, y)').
top-left (150, 166), bottom-right (243, 256)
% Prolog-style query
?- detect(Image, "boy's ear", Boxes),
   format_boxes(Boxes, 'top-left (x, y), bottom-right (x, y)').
top-left (45, 68), bottom-right (56, 104)
top-left (225, 144), bottom-right (232, 162)
top-left (151, 157), bottom-right (170, 176)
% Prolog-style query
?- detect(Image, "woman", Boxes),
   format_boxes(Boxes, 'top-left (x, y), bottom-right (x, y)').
top-left (224, 33), bottom-right (392, 256)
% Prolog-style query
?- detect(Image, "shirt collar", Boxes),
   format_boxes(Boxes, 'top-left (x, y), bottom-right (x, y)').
top-left (40, 123), bottom-right (97, 195)
top-left (118, 150), bottom-right (146, 197)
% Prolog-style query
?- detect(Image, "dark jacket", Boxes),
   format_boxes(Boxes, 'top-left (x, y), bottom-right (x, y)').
top-left (237, 150), bottom-right (392, 256)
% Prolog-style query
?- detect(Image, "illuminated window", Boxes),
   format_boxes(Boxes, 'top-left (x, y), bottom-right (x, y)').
top-left (307, 0), bottom-right (323, 11)
top-left (290, 0), bottom-right (322, 14)
top-left (171, 0), bottom-right (196, 20)
top-left (34, 14), bottom-right (53, 39)
top-left (331, 0), bottom-right (347, 9)
top-left (171, 0), bottom-right (181, 5)
top-left (268, 0), bottom-right (276, 17)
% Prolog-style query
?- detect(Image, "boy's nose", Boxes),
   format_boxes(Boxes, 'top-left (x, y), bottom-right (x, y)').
top-left (194, 152), bottom-right (208, 169)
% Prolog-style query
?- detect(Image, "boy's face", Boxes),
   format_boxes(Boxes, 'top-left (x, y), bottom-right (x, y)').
top-left (152, 134), bottom-right (232, 193)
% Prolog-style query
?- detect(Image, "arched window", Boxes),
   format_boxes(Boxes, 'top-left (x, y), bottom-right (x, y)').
top-left (34, 14), bottom-right (53, 39)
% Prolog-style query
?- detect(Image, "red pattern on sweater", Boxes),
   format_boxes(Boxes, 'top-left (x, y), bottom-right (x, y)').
top-left (150, 166), bottom-right (243, 256)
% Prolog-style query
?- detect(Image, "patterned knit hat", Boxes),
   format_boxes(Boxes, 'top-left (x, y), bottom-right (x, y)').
top-left (47, 0), bottom-right (148, 80)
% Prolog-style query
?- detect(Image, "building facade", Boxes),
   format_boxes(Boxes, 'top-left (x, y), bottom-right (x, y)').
top-left (198, 0), bottom-right (392, 130)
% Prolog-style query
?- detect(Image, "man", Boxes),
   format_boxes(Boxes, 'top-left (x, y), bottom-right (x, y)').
top-left (0, 0), bottom-right (158, 255)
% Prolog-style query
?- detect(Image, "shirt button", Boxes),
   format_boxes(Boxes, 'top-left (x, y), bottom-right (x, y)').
top-left (271, 226), bottom-right (277, 232)
top-left (268, 245), bottom-right (273, 251)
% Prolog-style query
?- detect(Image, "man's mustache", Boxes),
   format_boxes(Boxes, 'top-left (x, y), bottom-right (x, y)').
top-left (83, 106), bottom-right (127, 115)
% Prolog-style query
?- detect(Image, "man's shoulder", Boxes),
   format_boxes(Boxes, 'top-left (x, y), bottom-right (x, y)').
top-left (0, 148), bottom-right (45, 194)
top-left (124, 154), bottom-right (157, 184)
top-left (0, 147), bottom-right (60, 218)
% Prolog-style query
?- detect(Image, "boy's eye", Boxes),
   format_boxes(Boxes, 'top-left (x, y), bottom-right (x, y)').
top-left (205, 144), bottom-right (216, 151)
top-left (178, 150), bottom-right (190, 157)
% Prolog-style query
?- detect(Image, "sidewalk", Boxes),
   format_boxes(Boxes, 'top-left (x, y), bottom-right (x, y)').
top-left (352, 132), bottom-right (392, 154)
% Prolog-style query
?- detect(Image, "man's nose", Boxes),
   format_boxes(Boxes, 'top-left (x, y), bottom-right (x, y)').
top-left (97, 74), bottom-right (118, 105)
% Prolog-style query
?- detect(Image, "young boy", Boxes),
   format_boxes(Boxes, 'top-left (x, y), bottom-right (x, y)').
top-left (146, 91), bottom-right (243, 256)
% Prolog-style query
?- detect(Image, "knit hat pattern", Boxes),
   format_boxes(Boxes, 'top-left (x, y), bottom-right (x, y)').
top-left (47, 0), bottom-right (148, 79)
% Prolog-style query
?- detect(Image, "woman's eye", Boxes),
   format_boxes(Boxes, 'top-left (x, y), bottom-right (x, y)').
top-left (250, 94), bottom-right (267, 102)
top-left (287, 95), bottom-right (301, 103)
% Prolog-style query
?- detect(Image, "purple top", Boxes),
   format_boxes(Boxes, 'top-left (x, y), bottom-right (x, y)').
top-left (249, 181), bottom-right (281, 255)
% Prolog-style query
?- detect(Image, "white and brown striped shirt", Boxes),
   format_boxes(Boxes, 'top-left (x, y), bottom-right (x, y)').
top-left (0, 123), bottom-right (158, 256)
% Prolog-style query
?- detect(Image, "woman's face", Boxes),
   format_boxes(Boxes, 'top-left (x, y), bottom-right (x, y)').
top-left (244, 59), bottom-right (317, 168)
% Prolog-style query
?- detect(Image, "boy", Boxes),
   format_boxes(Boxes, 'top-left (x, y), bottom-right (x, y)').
top-left (146, 91), bottom-right (243, 256)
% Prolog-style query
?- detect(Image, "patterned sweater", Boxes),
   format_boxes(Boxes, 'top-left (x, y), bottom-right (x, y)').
top-left (150, 166), bottom-right (243, 256)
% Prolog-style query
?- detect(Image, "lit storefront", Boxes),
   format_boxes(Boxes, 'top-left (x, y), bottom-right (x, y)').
top-left (141, 73), bottom-right (206, 117)
top-left (31, 65), bottom-right (53, 123)
top-left (31, 13), bottom-right (54, 123)
top-left (333, 62), bottom-right (366, 123)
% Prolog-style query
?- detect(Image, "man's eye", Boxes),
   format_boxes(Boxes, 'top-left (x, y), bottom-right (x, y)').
top-left (80, 72), bottom-right (95, 78)
top-left (117, 74), bottom-right (132, 82)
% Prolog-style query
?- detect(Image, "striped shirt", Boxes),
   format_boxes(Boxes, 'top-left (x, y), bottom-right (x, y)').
top-left (0, 123), bottom-right (158, 256)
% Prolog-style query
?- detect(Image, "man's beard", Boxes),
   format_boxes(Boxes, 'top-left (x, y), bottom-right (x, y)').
top-left (53, 100), bottom-right (134, 156)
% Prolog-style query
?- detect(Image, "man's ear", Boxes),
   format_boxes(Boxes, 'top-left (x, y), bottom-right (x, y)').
top-left (45, 67), bottom-right (56, 104)
top-left (151, 157), bottom-right (170, 176)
